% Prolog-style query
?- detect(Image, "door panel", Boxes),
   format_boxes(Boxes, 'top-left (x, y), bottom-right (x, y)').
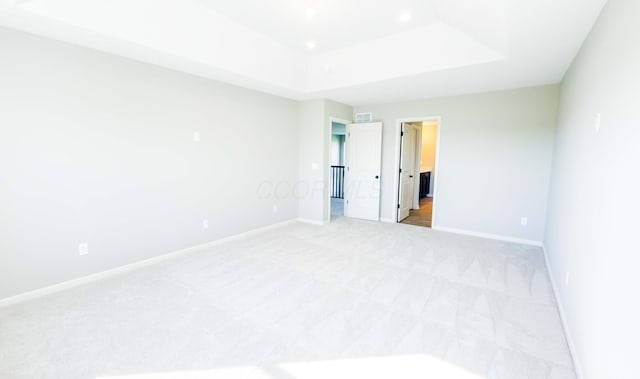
top-left (344, 122), bottom-right (382, 221)
top-left (398, 124), bottom-right (417, 221)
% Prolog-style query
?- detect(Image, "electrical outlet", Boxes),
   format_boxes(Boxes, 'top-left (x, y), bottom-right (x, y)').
top-left (521, 217), bottom-right (528, 226)
top-left (203, 219), bottom-right (209, 229)
top-left (565, 272), bottom-right (570, 286)
top-left (194, 131), bottom-right (201, 142)
top-left (272, 204), bottom-right (278, 214)
top-left (78, 243), bottom-right (89, 256)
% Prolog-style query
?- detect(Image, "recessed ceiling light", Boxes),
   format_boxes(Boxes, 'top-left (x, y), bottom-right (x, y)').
top-left (306, 40), bottom-right (317, 50)
top-left (306, 7), bottom-right (316, 18)
top-left (399, 10), bottom-right (412, 23)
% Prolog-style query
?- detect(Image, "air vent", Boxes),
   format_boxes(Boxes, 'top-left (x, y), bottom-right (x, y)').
top-left (355, 112), bottom-right (373, 123)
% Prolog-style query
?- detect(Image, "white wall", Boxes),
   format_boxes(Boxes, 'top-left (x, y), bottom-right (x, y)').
top-left (0, 27), bottom-right (300, 299)
top-left (544, 0), bottom-right (640, 378)
top-left (355, 85), bottom-right (559, 241)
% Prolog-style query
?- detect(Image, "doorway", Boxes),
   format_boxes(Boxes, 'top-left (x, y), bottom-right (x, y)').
top-left (396, 118), bottom-right (440, 227)
top-left (328, 119), bottom-right (383, 223)
top-left (330, 121), bottom-right (347, 219)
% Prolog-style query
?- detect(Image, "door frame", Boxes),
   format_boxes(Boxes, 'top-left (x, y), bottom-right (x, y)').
top-left (326, 116), bottom-right (352, 223)
top-left (392, 116), bottom-right (442, 226)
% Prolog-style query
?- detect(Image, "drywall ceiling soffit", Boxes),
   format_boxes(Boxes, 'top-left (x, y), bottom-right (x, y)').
top-left (0, 0), bottom-right (608, 104)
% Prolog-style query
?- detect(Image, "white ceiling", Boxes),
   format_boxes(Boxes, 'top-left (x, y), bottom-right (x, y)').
top-left (0, 0), bottom-right (608, 105)
top-left (197, 0), bottom-right (442, 54)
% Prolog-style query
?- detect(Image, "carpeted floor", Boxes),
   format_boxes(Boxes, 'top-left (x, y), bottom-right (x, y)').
top-left (0, 217), bottom-right (576, 379)
top-left (401, 197), bottom-right (433, 228)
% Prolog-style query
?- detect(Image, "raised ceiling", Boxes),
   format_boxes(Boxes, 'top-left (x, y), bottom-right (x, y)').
top-left (0, 0), bottom-right (607, 105)
top-left (197, 0), bottom-right (444, 54)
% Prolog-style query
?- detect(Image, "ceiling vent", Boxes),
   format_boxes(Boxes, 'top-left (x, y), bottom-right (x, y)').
top-left (355, 112), bottom-right (373, 123)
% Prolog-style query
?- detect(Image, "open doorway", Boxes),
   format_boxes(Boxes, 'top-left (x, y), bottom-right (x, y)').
top-left (396, 118), bottom-right (440, 227)
top-left (330, 121), bottom-right (347, 220)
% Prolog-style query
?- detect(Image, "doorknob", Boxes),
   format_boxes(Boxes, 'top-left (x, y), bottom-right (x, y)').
top-left (409, 175), bottom-right (414, 178)
top-left (375, 175), bottom-right (379, 179)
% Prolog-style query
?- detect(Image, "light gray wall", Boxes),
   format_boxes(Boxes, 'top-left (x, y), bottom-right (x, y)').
top-left (297, 100), bottom-right (325, 222)
top-left (355, 85), bottom-right (559, 242)
top-left (0, 27), bottom-right (299, 299)
top-left (544, 0), bottom-right (640, 378)
top-left (297, 99), bottom-right (352, 223)
top-left (330, 134), bottom-right (345, 166)
top-left (331, 122), bottom-right (346, 135)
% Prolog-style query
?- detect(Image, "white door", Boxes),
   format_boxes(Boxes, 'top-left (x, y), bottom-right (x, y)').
top-left (344, 122), bottom-right (382, 221)
top-left (398, 123), bottom-right (417, 221)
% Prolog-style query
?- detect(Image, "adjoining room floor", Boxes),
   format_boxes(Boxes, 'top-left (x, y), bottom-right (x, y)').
top-left (401, 197), bottom-right (433, 228)
top-left (331, 197), bottom-right (344, 219)
top-left (0, 218), bottom-right (576, 379)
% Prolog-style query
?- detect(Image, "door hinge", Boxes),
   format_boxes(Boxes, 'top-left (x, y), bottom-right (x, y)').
top-left (397, 204), bottom-right (400, 209)
top-left (399, 168), bottom-right (402, 173)
top-left (401, 131), bottom-right (404, 137)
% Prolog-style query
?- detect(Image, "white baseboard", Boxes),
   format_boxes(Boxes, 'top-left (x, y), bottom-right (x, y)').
top-left (379, 218), bottom-right (396, 224)
top-left (0, 218), bottom-right (298, 308)
top-left (297, 218), bottom-right (326, 226)
top-left (542, 245), bottom-right (584, 379)
top-left (431, 225), bottom-right (543, 247)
